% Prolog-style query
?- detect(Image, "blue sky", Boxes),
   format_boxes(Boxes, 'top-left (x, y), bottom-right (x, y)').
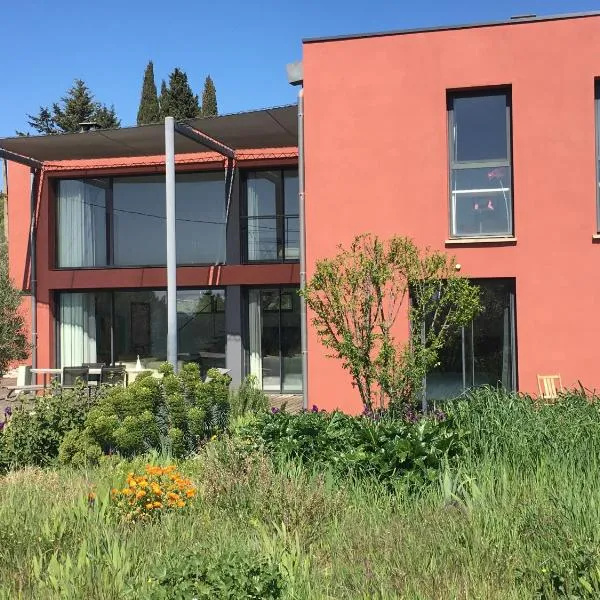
top-left (1, 0), bottom-right (600, 138)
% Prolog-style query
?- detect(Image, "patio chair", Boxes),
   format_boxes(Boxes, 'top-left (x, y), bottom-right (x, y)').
top-left (62, 367), bottom-right (90, 387)
top-left (100, 365), bottom-right (127, 387)
top-left (537, 374), bottom-right (563, 402)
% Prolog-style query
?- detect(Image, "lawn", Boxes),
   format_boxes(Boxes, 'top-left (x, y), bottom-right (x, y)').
top-left (1, 387), bottom-right (600, 599)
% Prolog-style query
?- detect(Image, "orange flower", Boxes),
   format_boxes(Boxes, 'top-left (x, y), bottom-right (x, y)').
top-left (176, 500), bottom-right (185, 508)
top-left (185, 489), bottom-right (196, 498)
top-left (145, 502), bottom-right (153, 510)
top-left (153, 501), bottom-right (162, 508)
top-left (135, 490), bottom-right (146, 499)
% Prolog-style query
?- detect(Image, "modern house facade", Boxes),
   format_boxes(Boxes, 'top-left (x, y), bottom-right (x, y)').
top-left (2, 11), bottom-right (600, 412)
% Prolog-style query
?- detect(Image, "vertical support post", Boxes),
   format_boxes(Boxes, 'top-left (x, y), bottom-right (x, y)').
top-left (298, 89), bottom-right (309, 408)
top-left (29, 169), bottom-right (37, 372)
top-left (165, 117), bottom-right (177, 371)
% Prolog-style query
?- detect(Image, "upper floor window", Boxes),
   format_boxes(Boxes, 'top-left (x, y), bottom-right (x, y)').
top-left (242, 170), bottom-right (299, 262)
top-left (448, 90), bottom-right (513, 238)
top-left (56, 172), bottom-right (226, 268)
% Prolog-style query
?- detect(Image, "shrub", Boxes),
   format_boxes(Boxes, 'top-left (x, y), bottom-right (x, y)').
top-left (148, 549), bottom-right (285, 599)
top-left (0, 384), bottom-right (94, 470)
top-left (59, 364), bottom-right (231, 464)
top-left (230, 375), bottom-right (269, 419)
top-left (237, 408), bottom-right (463, 485)
top-left (111, 464), bottom-right (197, 523)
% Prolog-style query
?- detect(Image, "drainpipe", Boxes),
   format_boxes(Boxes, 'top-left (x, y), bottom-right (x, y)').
top-left (298, 89), bottom-right (309, 408)
top-left (29, 169), bottom-right (38, 371)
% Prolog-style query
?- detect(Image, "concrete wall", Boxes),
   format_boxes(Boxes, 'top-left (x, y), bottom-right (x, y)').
top-left (304, 15), bottom-right (600, 412)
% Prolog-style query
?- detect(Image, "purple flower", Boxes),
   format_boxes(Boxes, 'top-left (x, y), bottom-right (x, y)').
top-left (271, 407), bottom-right (280, 414)
top-left (0, 422), bottom-right (4, 431)
top-left (4, 406), bottom-right (12, 416)
top-left (311, 405), bottom-right (319, 413)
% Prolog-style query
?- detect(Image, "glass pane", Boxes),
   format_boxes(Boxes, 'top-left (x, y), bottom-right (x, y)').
top-left (247, 173), bottom-right (277, 216)
top-left (285, 217), bottom-right (299, 260)
top-left (472, 280), bottom-right (513, 389)
top-left (282, 288), bottom-right (302, 392)
top-left (57, 179), bottom-right (107, 267)
top-left (176, 173), bottom-right (226, 264)
top-left (425, 324), bottom-right (465, 401)
top-left (451, 167), bottom-right (512, 236)
top-left (284, 171), bottom-right (299, 214)
top-left (247, 217), bottom-right (278, 261)
top-left (177, 290), bottom-right (226, 374)
top-left (452, 94), bottom-right (508, 162)
top-left (59, 292), bottom-right (111, 367)
top-left (261, 290), bottom-right (281, 391)
top-left (113, 175), bottom-right (166, 266)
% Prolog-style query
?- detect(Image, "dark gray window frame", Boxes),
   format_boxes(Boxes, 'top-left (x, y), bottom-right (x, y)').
top-left (241, 168), bottom-right (300, 264)
top-left (53, 170), bottom-right (227, 269)
top-left (447, 88), bottom-right (514, 238)
top-left (595, 80), bottom-right (600, 233)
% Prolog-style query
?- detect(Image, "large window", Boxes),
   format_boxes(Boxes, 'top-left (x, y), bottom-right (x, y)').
top-left (243, 170), bottom-right (299, 262)
top-left (448, 91), bottom-right (513, 238)
top-left (56, 172), bottom-right (226, 268)
top-left (424, 279), bottom-right (516, 400)
top-left (58, 289), bottom-right (225, 373)
top-left (247, 287), bottom-right (302, 392)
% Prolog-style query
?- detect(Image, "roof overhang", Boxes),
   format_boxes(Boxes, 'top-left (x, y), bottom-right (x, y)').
top-left (0, 105), bottom-right (298, 166)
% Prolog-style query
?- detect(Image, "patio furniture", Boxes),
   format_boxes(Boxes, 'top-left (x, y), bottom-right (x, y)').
top-left (100, 365), bottom-right (127, 386)
top-left (62, 367), bottom-right (90, 387)
top-left (537, 374), bottom-right (563, 401)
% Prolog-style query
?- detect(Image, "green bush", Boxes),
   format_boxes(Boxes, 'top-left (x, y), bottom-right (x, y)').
top-left (148, 549), bottom-right (285, 599)
top-left (237, 408), bottom-right (463, 485)
top-left (229, 375), bottom-right (269, 419)
top-left (0, 384), bottom-right (94, 470)
top-left (59, 364), bottom-right (231, 464)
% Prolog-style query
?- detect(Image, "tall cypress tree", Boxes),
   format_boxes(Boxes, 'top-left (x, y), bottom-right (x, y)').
top-left (159, 80), bottom-right (169, 120)
top-left (24, 79), bottom-right (120, 134)
top-left (161, 68), bottom-right (200, 120)
top-left (201, 75), bottom-right (218, 117)
top-left (137, 61), bottom-right (160, 125)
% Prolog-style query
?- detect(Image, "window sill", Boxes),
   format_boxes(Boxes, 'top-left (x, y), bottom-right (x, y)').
top-left (445, 237), bottom-right (517, 246)
top-left (592, 234), bottom-right (600, 242)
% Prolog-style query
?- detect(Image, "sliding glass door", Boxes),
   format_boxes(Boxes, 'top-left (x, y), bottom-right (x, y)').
top-left (247, 287), bottom-right (302, 393)
top-left (425, 279), bottom-right (516, 400)
top-left (57, 289), bottom-right (225, 373)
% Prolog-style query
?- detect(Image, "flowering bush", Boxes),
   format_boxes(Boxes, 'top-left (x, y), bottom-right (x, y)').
top-left (111, 464), bottom-right (196, 522)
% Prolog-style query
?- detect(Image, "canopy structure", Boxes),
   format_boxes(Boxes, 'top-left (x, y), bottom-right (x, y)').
top-left (0, 104), bottom-right (298, 164)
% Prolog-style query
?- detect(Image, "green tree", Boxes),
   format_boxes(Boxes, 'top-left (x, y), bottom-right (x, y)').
top-left (0, 236), bottom-right (28, 376)
top-left (159, 79), bottom-right (169, 119)
top-left (301, 234), bottom-right (480, 411)
top-left (137, 61), bottom-right (160, 125)
top-left (201, 75), bottom-right (218, 117)
top-left (160, 68), bottom-right (200, 120)
top-left (24, 79), bottom-right (120, 134)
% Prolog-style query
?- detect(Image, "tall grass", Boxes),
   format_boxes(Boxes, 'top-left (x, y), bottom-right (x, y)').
top-left (1, 388), bottom-right (600, 598)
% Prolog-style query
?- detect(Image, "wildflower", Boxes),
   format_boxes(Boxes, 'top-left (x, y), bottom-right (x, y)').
top-left (145, 502), bottom-right (153, 510)
top-left (135, 490), bottom-right (146, 499)
top-left (311, 404), bottom-right (319, 413)
top-left (176, 500), bottom-right (185, 508)
top-left (153, 501), bottom-right (162, 509)
top-left (122, 488), bottom-right (133, 496)
top-left (4, 406), bottom-right (12, 417)
top-left (185, 489), bottom-right (196, 498)
top-left (111, 488), bottom-right (119, 495)
top-left (271, 407), bottom-right (280, 414)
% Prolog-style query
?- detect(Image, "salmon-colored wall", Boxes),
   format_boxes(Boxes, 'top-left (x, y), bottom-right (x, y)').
top-left (5, 154), bottom-right (299, 369)
top-left (304, 15), bottom-right (600, 412)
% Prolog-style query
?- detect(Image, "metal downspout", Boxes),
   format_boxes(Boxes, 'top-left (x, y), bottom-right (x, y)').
top-left (165, 117), bottom-right (177, 371)
top-left (298, 89), bottom-right (309, 408)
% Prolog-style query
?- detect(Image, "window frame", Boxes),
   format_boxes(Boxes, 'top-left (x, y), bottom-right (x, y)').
top-left (241, 168), bottom-right (300, 264)
top-left (595, 80), bottom-right (600, 233)
top-left (53, 170), bottom-right (227, 270)
top-left (447, 88), bottom-right (514, 239)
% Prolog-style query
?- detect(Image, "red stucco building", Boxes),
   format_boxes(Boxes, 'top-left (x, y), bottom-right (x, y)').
top-left (2, 11), bottom-right (600, 411)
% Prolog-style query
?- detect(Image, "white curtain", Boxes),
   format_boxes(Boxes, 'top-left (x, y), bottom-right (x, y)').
top-left (60, 293), bottom-right (97, 367)
top-left (58, 181), bottom-right (97, 267)
top-left (247, 180), bottom-right (261, 261)
top-left (248, 290), bottom-right (262, 388)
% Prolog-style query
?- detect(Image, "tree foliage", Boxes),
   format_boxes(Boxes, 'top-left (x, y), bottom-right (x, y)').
top-left (24, 79), bottom-right (120, 134)
top-left (0, 236), bottom-right (28, 376)
top-left (159, 68), bottom-right (200, 120)
top-left (201, 75), bottom-right (218, 117)
top-left (301, 234), bottom-right (480, 410)
top-left (137, 61), bottom-right (160, 125)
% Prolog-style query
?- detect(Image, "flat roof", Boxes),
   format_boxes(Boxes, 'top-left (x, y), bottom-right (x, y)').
top-left (0, 104), bottom-right (298, 163)
top-left (303, 10), bottom-right (600, 44)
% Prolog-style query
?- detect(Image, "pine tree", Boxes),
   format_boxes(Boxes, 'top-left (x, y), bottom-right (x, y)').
top-left (161, 68), bottom-right (200, 120)
top-left (201, 75), bottom-right (218, 117)
top-left (137, 61), bottom-right (160, 125)
top-left (0, 235), bottom-right (28, 376)
top-left (24, 79), bottom-right (120, 134)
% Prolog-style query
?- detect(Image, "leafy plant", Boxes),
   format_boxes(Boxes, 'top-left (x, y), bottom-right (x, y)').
top-left (301, 233), bottom-right (480, 410)
top-left (148, 549), bottom-right (285, 599)
top-left (230, 375), bottom-right (269, 419)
